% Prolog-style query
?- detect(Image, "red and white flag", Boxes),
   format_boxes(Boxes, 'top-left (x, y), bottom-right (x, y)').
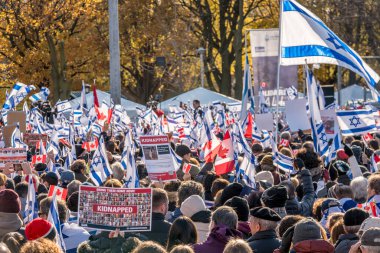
top-left (363, 133), bottom-right (373, 142)
top-left (182, 162), bottom-right (192, 174)
top-left (280, 138), bottom-right (290, 147)
top-left (32, 155), bottom-right (47, 165)
top-left (215, 130), bottom-right (235, 175)
top-left (48, 185), bottom-right (68, 201)
top-left (82, 138), bottom-right (99, 152)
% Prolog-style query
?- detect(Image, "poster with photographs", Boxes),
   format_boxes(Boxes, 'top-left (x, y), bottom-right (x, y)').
top-left (78, 186), bottom-right (152, 232)
top-left (0, 148), bottom-right (27, 168)
top-left (320, 109), bottom-right (337, 139)
top-left (139, 135), bottom-right (177, 181)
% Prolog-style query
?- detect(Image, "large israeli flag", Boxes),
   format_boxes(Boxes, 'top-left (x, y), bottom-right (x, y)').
top-left (280, 0), bottom-right (379, 92)
top-left (240, 54), bottom-right (255, 124)
top-left (336, 109), bottom-right (376, 136)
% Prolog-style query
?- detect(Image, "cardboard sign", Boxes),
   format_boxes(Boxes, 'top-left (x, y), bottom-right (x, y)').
top-left (78, 186), bottom-right (152, 232)
top-left (2, 125), bottom-right (16, 147)
top-left (285, 99), bottom-right (311, 131)
top-left (7, 111), bottom-right (26, 133)
top-left (255, 113), bottom-right (274, 132)
top-left (140, 135), bottom-right (177, 181)
top-left (23, 134), bottom-right (48, 148)
top-left (0, 148), bottom-right (27, 168)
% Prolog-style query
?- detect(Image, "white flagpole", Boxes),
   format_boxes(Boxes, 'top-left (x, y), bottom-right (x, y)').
top-left (275, 0), bottom-right (284, 144)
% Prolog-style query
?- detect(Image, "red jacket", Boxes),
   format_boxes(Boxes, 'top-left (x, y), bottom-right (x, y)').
top-left (293, 239), bottom-right (334, 253)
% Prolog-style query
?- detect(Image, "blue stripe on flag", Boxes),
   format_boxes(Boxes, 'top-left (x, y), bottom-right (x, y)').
top-left (341, 125), bottom-right (376, 134)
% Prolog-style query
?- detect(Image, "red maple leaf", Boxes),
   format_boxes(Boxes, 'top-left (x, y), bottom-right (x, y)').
top-left (98, 112), bottom-right (107, 121)
top-left (217, 145), bottom-right (229, 159)
top-left (90, 143), bottom-right (95, 148)
top-left (56, 189), bottom-right (62, 196)
top-left (36, 156), bottom-right (41, 161)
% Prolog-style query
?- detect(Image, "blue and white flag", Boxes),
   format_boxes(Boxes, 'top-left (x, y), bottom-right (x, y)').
top-left (325, 123), bottom-right (342, 166)
top-left (121, 146), bottom-right (139, 188)
top-left (285, 86), bottom-right (298, 100)
top-left (29, 87), bottom-right (50, 103)
top-left (316, 81), bottom-right (325, 110)
top-left (259, 87), bottom-right (269, 114)
top-left (24, 175), bottom-right (39, 224)
top-left (271, 138), bottom-right (294, 173)
top-left (47, 195), bottom-right (66, 251)
top-left (240, 54), bottom-right (255, 123)
top-left (336, 109), bottom-right (376, 136)
top-left (3, 82), bottom-right (36, 111)
top-left (11, 124), bottom-right (28, 149)
top-left (325, 102), bottom-right (336, 110)
top-left (55, 100), bottom-right (72, 114)
top-left (89, 137), bottom-right (112, 186)
top-left (280, 0), bottom-right (380, 94)
top-left (80, 81), bottom-right (88, 112)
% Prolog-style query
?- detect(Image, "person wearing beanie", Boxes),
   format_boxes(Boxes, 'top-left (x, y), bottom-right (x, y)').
top-left (0, 189), bottom-right (23, 239)
top-left (247, 207), bottom-right (281, 253)
top-left (224, 197), bottom-right (250, 239)
top-left (281, 159), bottom-right (315, 217)
top-left (25, 218), bottom-right (56, 241)
top-left (291, 218), bottom-right (334, 253)
top-left (261, 185), bottom-right (288, 218)
top-left (60, 170), bottom-right (75, 188)
top-left (180, 195), bottom-right (211, 243)
top-left (175, 144), bottom-right (200, 181)
top-left (358, 217), bottom-right (380, 237)
top-left (41, 172), bottom-right (58, 188)
top-left (335, 208), bottom-right (369, 253)
top-left (219, 182), bottom-right (243, 205)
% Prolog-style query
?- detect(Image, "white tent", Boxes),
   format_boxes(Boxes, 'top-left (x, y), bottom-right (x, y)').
top-left (159, 87), bottom-right (240, 111)
top-left (69, 90), bottom-right (143, 116)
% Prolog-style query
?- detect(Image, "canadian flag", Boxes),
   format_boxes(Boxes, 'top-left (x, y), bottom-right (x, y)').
top-left (48, 185), bottom-right (68, 201)
top-left (280, 139), bottom-right (290, 147)
top-left (182, 162), bottom-right (192, 174)
top-left (82, 138), bottom-right (99, 152)
top-left (363, 133), bottom-right (373, 142)
top-left (215, 130), bottom-right (235, 175)
top-left (203, 138), bottom-right (221, 163)
top-left (32, 154), bottom-right (47, 165)
top-left (177, 127), bottom-right (186, 139)
top-left (95, 104), bottom-right (112, 126)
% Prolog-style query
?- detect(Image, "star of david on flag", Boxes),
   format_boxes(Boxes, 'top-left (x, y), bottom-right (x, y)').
top-left (336, 109), bottom-right (376, 136)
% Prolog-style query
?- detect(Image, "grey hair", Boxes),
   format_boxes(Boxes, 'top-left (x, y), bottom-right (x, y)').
top-left (350, 176), bottom-right (368, 203)
top-left (212, 206), bottom-right (238, 229)
top-left (111, 162), bottom-right (125, 182)
top-left (360, 245), bottom-right (380, 253)
top-left (251, 217), bottom-right (278, 231)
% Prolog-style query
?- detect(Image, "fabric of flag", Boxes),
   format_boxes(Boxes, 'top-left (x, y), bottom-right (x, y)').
top-left (48, 195), bottom-right (66, 251)
top-left (82, 138), bottom-right (99, 152)
top-left (363, 133), bottom-right (373, 142)
top-left (55, 100), bottom-right (72, 114)
top-left (24, 175), bottom-right (39, 224)
top-left (32, 155), bottom-right (47, 165)
top-left (29, 87), bottom-right (50, 103)
top-left (280, 0), bottom-right (380, 94)
top-left (214, 130), bottom-right (235, 175)
top-left (286, 86), bottom-right (298, 100)
top-left (80, 81), bottom-right (88, 111)
top-left (182, 162), bottom-right (192, 174)
top-left (325, 102), bottom-right (336, 110)
top-left (370, 153), bottom-right (380, 173)
top-left (11, 124), bottom-right (28, 149)
top-left (89, 137), bottom-right (112, 186)
top-left (316, 82), bottom-right (326, 110)
top-left (201, 120), bottom-right (221, 163)
top-left (259, 87), bottom-right (269, 114)
top-left (280, 138), bottom-right (290, 147)
top-left (336, 109), bottom-right (376, 136)
top-left (325, 122), bottom-right (342, 166)
top-left (170, 147), bottom-right (182, 171)
top-left (3, 82), bottom-right (35, 111)
top-left (48, 185), bottom-right (68, 201)
top-left (240, 53), bottom-right (255, 123)
top-left (271, 138), bottom-right (294, 173)
top-left (121, 146), bottom-right (139, 188)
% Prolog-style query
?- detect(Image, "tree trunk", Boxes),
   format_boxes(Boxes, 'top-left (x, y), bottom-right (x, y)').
top-left (234, 0), bottom-right (243, 99)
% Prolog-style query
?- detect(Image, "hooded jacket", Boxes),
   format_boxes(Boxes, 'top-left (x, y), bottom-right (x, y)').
top-left (247, 229), bottom-right (281, 253)
top-left (334, 233), bottom-right (359, 253)
top-left (292, 239), bottom-right (334, 253)
top-left (193, 225), bottom-right (242, 253)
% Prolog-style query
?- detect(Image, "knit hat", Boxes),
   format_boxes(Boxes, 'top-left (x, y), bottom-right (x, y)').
top-left (359, 217), bottom-right (380, 235)
top-left (0, 189), bottom-right (21, 213)
top-left (25, 218), bottom-right (56, 241)
top-left (361, 228), bottom-right (380, 247)
top-left (249, 207), bottom-right (281, 222)
top-left (175, 145), bottom-right (192, 158)
top-left (44, 172), bottom-right (58, 186)
top-left (336, 149), bottom-right (349, 160)
top-left (261, 185), bottom-right (288, 208)
top-left (224, 196), bottom-right (249, 222)
top-left (332, 160), bottom-right (350, 175)
top-left (60, 170), bottom-right (75, 188)
top-left (292, 218), bottom-right (322, 244)
top-left (343, 208), bottom-right (369, 227)
top-left (321, 198), bottom-right (341, 214)
top-left (220, 182), bottom-right (243, 205)
top-left (260, 155), bottom-right (274, 167)
top-left (255, 171), bottom-right (274, 186)
top-left (180, 195), bottom-right (207, 218)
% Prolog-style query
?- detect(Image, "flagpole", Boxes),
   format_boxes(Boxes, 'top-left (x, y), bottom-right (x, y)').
top-left (275, 0), bottom-right (283, 145)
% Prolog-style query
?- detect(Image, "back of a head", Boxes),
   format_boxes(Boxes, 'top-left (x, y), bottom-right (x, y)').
top-left (2, 232), bottom-right (26, 253)
top-left (104, 179), bottom-right (122, 188)
top-left (67, 180), bottom-right (81, 197)
top-left (361, 228), bottom-right (380, 253)
top-left (20, 238), bottom-right (62, 253)
top-left (152, 188), bottom-right (168, 212)
top-left (224, 196), bottom-right (249, 222)
top-left (178, 181), bottom-right (204, 206)
top-left (350, 176), bottom-right (368, 203)
top-left (132, 241), bottom-right (167, 253)
top-left (40, 197), bottom-right (68, 223)
top-left (278, 215), bottom-right (304, 238)
top-left (212, 206), bottom-right (238, 230)
top-left (169, 245), bottom-right (194, 253)
top-left (70, 159), bottom-right (86, 173)
top-left (111, 162), bottom-right (125, 182)
top-left (167, 216), bottom-right (197, 251)
top-left (343, 208), bottom-right (369, 234)
top-left (223, 239), bottom-right (252, 253)
top-left (292, 218), bottom-right (323, 245)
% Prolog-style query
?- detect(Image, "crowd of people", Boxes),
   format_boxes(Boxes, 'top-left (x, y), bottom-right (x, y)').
top-left (0, 98), bottom-right (380, 253)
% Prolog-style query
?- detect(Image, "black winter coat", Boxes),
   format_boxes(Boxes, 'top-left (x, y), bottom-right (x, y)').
top-left (334, 233), bottom-right (359, 253)
top-left (247, 229), bottom-right (281, 253)
top-left (140, 212), bottom-right (171, 246)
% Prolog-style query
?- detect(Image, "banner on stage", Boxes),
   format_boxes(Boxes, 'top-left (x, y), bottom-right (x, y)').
top-left (250, 29), bottom-right (298, 108)
top-left (140, 135), bottom-right (177, 181)
top-left (78, 186), bottom-right (152, 232)
top-left (285, 99), bottom-right (311, 131)
top-left (0, 148), bottom-right (27, 168)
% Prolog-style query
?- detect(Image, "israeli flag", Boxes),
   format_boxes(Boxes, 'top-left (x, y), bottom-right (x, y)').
top-left (11, 124), bottom-right (28, 149)
top-left (336, 109), bottom-right (376, 136)
top-left (80, 81), bottom-right (88, 112)
top-left (280, 0), bottom-right (380, 93)
top-left (48, 195), bottom-right (66, 251)
top-left (325, 123), bottom-right (342, 166)
top-left (55, 100), bottom-right (72, 114)
top-left (3, 82), bottom-right (36, 111)
top-left (89, 137), bottom-right (112, 186)
top-left (29, 87), bottom-right (50, 103)
top-left (259, 87), bottom-right (269, 114)
top-left (121, 146), bottom-right (139, 188)
top-left (271, 138), bottom-right (294, 173)
top-left (24, 175), bottom-right (39, 224)
top-left (240, 54), bottom-right (255, 123)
